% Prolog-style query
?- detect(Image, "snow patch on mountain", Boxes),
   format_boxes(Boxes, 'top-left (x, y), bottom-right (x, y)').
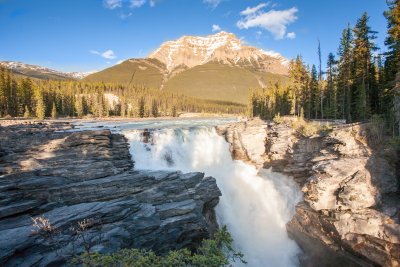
top-left (148, 31), bottom-right (288, 75)
top-left (0, 61), bottom-right (95, 79)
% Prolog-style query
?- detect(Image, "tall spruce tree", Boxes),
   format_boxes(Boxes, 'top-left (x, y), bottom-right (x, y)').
top-left (139, 97), bottom-right (145, 118)
top-left (35, 88), bottom-right (45, 120)
top-left (337, 25), bottom-right (354, 122)
top-left (326, 53), bottom-right (338, 118)
top-left (51, 101), bottom-right (57, 119)
top-left (384, 0), bottom-right (400, 134)
top-left (352, 12), bottom-right (378, 121)
top-left (310, 65), bottom-right (319, 118)
top-left (151, 99), bottom-right (158, 117)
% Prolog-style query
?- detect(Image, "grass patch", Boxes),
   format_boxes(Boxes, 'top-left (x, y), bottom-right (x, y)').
top-left (273, 115), bottom-right (333, 137)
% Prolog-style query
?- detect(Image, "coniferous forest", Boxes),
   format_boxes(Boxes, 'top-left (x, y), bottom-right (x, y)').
top-left (250, 2), bottom-right (400, 135)
top-left (0, 72), bottom-right (247, 119)
top-left (0, 2), bottom-right (399, 137)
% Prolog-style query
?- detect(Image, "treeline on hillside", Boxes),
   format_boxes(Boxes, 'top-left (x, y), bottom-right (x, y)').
top-left (250, 2), bottom-right (400, 134)
top-left (0, 69), bottom-right (246, 119)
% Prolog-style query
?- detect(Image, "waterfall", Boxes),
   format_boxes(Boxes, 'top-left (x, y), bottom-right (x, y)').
top-left (124, 126), bottom-right (302, 267)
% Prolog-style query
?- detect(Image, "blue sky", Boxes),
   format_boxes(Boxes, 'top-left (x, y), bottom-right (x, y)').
top-left (0, 0), bottom-right (389, 72)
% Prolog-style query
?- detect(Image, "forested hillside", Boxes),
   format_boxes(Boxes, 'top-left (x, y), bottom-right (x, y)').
top-left (0, 70), bottom-right (246, 119)
top-left (250, 3), bottom-right (400, 135)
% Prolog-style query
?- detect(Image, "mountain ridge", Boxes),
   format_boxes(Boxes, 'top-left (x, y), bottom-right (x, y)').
top-left (148, 31), bottom-right (288, 75)
top-left (0, 61), bottom-right (94, 80)
top-left (85, 31), bottom-right (290, 104)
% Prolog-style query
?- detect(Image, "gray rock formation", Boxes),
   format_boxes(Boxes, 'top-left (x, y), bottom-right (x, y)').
top-left (0, 122), bottom-right (221, 266)
top-left (218, 119), bottom-right (400, 267)
top-left (216, 118), bottom-right (268, 167)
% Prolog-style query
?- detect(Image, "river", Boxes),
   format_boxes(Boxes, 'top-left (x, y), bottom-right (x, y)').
top-left (75, 118), bottom-right (302, 267)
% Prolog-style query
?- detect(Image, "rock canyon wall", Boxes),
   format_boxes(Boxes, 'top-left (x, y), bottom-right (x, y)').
top-left (217, 119), bottom-right (400, 267)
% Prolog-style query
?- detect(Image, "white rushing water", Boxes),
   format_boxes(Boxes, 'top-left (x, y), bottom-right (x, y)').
top-left (120, 123), bottom-right (303, 267)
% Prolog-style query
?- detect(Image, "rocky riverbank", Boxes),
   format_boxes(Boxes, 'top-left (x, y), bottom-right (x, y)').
top-left (217, 118), bottom-right (400, 267)
top-left (0, 121), bottom-right (221, 266)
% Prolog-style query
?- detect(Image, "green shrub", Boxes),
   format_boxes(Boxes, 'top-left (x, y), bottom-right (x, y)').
top-left (291, 117), bottom-right (319, 137)
top-left (366, 114), bottom-right (385, 144)
top-left (273, 113), bottom-right (284, 124)
top-left (74, 225), bottom-right (246, 267)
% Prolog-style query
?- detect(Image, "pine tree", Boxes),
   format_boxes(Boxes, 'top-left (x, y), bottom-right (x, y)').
top-left (51, 101), bottom-right (57, 119)
top-left (151, 99), bottom-right (158, 117)
top-left (172, 105), bottom-right (177, 117)
top-left (384, 0), bottom-right (400, 134)
top-left (139, 97), bottom-right (145, 118)
top-left (288, 56), bottom-right (309, 116)
top-left (352, 12), bottom-right (378, 121)
top-left (310, 65), bottom-right (319, 118)
top-left (35, 88), bottom-right (45, 120)
top-left (74, 97), bottom-right (84, 117)
top-left (337, 25), bottom-right (354, 122)
top-left (326, 53), bottom-right (338, 118)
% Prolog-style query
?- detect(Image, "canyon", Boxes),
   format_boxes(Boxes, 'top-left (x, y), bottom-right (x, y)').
top-left (217, 119), bottom-right (400, 266)
top-left (0, 118), bottom-right (399, 266)
top-left (0, 121), bottom-right (220, 266)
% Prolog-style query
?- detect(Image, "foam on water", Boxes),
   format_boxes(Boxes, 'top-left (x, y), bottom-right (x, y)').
top-left (123, 125), bottom-right (302, 267)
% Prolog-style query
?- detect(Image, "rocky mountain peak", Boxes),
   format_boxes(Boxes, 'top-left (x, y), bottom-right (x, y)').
top-left (148, 31), bottom-right (289, 75)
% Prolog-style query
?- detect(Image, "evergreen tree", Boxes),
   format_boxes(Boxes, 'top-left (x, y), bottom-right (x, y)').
top-left (310, 65), bottom-right (319, 118)
top-left (352, 12), bottom-right (378, 121)
top-left (326, 53), bottom-right (338, 118)
top-left (139, 97), bottom-right (145, 118)
top-left (288, 56), bottom-right (309, 116)
top-left (75, 97), bottom-right (84, 117)
top-left (337, 25), bottom-right (354, 122)
top-left (384, 0), bottom-right (400, 133)
top-left (35, 88), bottom-right (45, 120)
top-left (51, 101), bottom-right (57, 119)
top-left (151, 99), bottom-right (158, 117)
top-left (172, 105), bottom-right (177, 117)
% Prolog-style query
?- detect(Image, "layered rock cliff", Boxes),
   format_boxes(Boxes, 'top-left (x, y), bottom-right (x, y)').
top-left (217, 119), bottom-right (400, 267)
top-left (0, 122), bottom-right (221, 266)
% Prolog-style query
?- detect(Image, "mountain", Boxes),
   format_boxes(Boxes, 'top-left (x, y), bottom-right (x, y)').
top-left (84, 58), bottom-right (166, 88)
top-left (85, 32), bottom-right (289, 104)
top-left (148, 31), bottom-right (288, 76)
top-left (0, 61), bottom-right (94, 80)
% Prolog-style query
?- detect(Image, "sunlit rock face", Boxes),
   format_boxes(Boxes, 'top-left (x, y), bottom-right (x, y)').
top-left (216, 118), bottom-right (269, 167)
top-left (218, 119), bottom-right (400, 267)
top-left (0, 122), bottom-right (220, 266)
top-left (149, 31), bottom-right (289, 75)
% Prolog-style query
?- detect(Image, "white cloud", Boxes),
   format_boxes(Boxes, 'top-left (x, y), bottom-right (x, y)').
top-left (212, 24), bottom-right (221, 32)
top-left (240, 3), bottom-right (269, 16)
top-left (203, 0), bottom-right (222, 9)
top-left (237, 4), bottom-right (298, 40)
top-left (103, 0), bottom-right (122, 9)
top-left (286, 32), bottom-right (296, 39)
top-left (130, 0), bottom-right (146, 8)
top-left (90, 49), bottom-right (117, 60)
